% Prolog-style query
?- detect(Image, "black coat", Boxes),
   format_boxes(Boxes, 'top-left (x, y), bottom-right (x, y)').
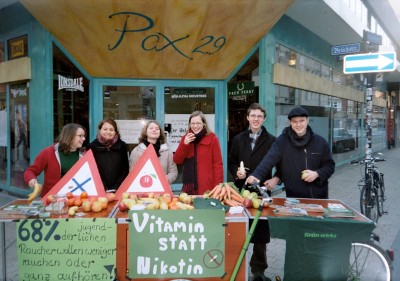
top-left (228, 126), bottom-right (276, 245)
top-left (86, 138), bottom-right (129, 191)
top-left (252, 126), bottom-right (335, 199)
top-left (228, 126), bottom-right (277, 190)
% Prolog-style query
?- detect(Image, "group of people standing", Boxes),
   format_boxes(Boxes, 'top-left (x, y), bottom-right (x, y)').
top-left (23, 111), bottom-right (224, 198)
top-left (23, 104), bottom-right (335, 281)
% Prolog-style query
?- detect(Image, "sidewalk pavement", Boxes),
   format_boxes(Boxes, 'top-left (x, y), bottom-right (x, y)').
top-left (1, 148), bottom-right (400, 281)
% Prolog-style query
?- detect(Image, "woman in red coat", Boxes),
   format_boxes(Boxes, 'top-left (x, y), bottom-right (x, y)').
top-left (173, 111), bottom-right (223, 195)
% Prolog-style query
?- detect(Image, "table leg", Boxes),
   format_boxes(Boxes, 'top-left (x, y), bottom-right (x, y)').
top-left (0, 222), bottom-right (6, 281)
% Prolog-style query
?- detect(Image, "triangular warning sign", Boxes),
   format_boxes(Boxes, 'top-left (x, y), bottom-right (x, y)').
top-left (42, 149), bottom-right (106, 203)
top-left (115, 144), bottom-right (173, 200)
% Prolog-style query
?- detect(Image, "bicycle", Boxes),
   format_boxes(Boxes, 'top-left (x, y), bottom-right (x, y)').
top-left (350, 154), bottom-right (386, 223)
top-left (347, 233), bottom-right (393, 281)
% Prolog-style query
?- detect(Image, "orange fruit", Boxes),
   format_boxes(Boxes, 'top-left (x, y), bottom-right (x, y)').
top-left (67, 198), bottom-right (75, 207)
top-left (74, 198), bottom-right (82, 207)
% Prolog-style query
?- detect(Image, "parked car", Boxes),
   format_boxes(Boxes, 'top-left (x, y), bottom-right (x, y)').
top-left (333, 128), bottom-right (356, 153)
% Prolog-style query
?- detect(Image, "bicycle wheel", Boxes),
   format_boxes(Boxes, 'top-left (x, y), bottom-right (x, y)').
top-left (348, 242), bottom-right (392, 281)
top-left (375, 172), bottom-right (385, 216)
top-left (360, 184), bottom-right (379, 223)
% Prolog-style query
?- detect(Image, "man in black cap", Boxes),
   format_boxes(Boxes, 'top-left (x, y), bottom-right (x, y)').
top-left (247, 106), bottom-right (335, 199)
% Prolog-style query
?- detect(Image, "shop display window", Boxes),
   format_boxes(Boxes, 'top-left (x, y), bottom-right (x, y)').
top-left (53, 45), bottom-right (89, 142)
top-left (10, 83), bottom-right (29, 189)
top-left (0, 41), bottom-right (4, 62)
top-left (0, 83), bottom-right (6, 184)
top-left (102, 85), bottom-right (156, 152)
top-left (164, 86), bottom-right (215, 184)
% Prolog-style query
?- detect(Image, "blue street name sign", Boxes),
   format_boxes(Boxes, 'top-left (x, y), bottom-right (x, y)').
top-left (331, 43), bottom-right (361, 55)
top-left (343, 52), bottom-right (396, 74)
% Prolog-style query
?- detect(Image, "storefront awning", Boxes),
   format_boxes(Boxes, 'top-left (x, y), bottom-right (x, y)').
top-left (20, 0), bottom-right (293, 80)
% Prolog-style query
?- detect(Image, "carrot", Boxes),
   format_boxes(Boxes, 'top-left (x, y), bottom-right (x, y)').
top-left (208, 184), bottom-right (221, 197)
top-left (226, 182), bottom-right (242, 198)
top-left (230, 192), bottom-right (244, 204)
top-left (223, 199), bottom-right (236, 207)
top-left (211, 186), bottom-right (222, 199)
top-left (217, 186), bottom-right (226, 201)
top-left (224, 183), bottom-right (232, 200)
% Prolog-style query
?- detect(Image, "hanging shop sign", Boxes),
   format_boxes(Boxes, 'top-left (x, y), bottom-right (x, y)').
top-left (228, 81), bottom-right (254, 96)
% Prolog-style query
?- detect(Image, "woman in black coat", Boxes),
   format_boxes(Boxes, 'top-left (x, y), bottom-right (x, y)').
top-left (86, 118), bottom-right (129, 192)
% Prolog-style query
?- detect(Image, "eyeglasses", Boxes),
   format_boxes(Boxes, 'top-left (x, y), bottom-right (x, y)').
top-left (249, 114), bottom-right (264, 119)
top-left (190, 122), bottom-right (203, 126)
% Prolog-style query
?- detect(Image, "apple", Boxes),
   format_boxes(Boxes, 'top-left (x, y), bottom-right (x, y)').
top-left (301, 170), bottom-right (308, 180)
top-left (129, 193), bottom-right (138, 200)
top-left (66, 192), bottom-right (73, 199)
top-left (81, 201), bottom-right (92, 212)
top-left (80, 191), bottom-right (88, 199)
top-left (139, 175), bottom-right (153, 188)
top-left (106, 193), bottom-right (116, 202)
top-left (118, 201), bottom-right (128, 212)
top-left (163, 193), bottom-right (172, 204)
top-left (179, 192), bottom-right (188, 202)
top-left (45, 195), bottom-right (55, 205)
top-left (247, 192), bottom-right (258, 200)
top-left (242, 189), bottom-right (251, 198)
top-left (252, 198), bottom-right (262, 209)
top-left (91, 201), bottom-right (103, 212)
top-left (122, 192), bottom-right (129, 199)
top-left (243, 198), bottom-right (253, 208)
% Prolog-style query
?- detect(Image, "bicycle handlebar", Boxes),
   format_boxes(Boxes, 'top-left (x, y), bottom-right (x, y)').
top-left (350, 157), bottom-right (386, 164)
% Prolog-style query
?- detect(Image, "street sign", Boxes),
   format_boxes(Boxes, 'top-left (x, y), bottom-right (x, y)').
top-left (363, 30), bottom-right (382, 45)
top-left (331, 43), bottom-right (361, 55)
top-left (343, 52), bottom-right (396, 74)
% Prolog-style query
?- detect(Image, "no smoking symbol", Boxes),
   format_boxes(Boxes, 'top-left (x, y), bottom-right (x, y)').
top-left (203, 249), bottom-right (224, 269)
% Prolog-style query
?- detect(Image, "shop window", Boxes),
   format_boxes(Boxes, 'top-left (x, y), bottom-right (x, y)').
top-left (0, 83), bottom-right (6, 184)
top-left (7, 35), bottom-right (28, 60)
top-left (10, 83), bottom-right (29, 188)
top-left (53, 45), bottom-right (89, 142)
top-left (164, 86), bottom-right (215, 185)
top-left (0, 42), bottom-right (4, 62)
top-left (102, 85), bottom-right (156, 152)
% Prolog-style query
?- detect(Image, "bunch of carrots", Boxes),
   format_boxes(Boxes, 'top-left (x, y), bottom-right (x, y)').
top-left (204, 182), bottom-right (244, 207)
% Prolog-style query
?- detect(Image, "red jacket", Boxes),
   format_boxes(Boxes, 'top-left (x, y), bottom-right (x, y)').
top-left (173, 132), bottom-right (224, 195)
top-left (23, 144), bottom-right (83, 197)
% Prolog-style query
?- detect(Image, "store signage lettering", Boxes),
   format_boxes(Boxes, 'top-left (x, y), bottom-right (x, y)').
top-left (58, 75), bottom-right (84, 92)
top-left (228, 81), bottom-right (254, 96)
top-left (128, 210), bottom-right (225, 278)
top-left (16, 218), bottom-right (116, 280)
top-left (108, 12), bottom-right (226, 60)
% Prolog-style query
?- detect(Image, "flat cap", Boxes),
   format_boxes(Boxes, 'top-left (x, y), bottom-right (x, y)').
top-left (288, 107), bottom-right (309, 120)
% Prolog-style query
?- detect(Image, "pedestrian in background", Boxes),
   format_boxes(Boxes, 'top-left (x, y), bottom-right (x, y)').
top-left (229, 103), bottom-right (279, 281)
top-left (247, 107), bottom-right (335, 199)
top-left (86, 118), bottom-right (129, 192)
top-left (173, 111), bottom-right (223, 195)
top-left (129, 120), bottom-right (178, 184)
top-left (24, 123), bottom-right (86, 197)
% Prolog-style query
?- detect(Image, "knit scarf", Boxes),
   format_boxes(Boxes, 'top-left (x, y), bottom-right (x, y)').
top-left (182, 128), bottom-right (207, 195)
top-left (144, 140), bottom-right (161, 157)
top-left (287, 126), bottom-right (311, 147)
top-left (97, 133), bottom-right (118, 149)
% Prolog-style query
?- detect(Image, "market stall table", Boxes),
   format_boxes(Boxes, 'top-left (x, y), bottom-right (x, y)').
top-left (0, 199), bottom-right (118, 280)
top-left (245, 198), bottom-right (374, 281)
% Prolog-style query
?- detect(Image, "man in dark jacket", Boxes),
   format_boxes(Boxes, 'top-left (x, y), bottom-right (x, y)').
top-left (247, 107), bottom-right (335, 199)
top-left (229, 103), bottom-right (280, 281)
